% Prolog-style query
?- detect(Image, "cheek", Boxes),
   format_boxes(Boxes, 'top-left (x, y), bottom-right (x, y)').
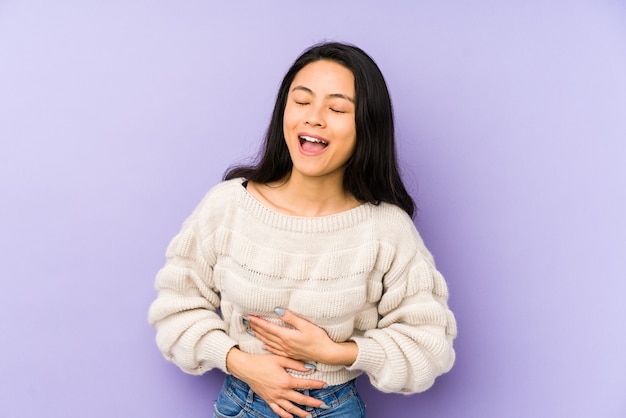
top-left (339, 119), bottom-right (357, 143)
top-left (345, 126), bottom-right (357, 156)
top-left (282, 105), bottom-right (299, 129)
top-left (282, 111), bottom-right (300, 150)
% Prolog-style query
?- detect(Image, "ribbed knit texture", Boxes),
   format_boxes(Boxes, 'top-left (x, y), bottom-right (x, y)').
top-left (148, 178), bottom-right (457, 394)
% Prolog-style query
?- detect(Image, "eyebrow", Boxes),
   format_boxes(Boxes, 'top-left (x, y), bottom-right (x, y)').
top-left (291, 85), bottom-right (355, 103)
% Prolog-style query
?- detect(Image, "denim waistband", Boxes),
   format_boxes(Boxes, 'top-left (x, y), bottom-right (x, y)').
top-left (227, 374), bottom-right (357, 397)
top-left (220, 374), bottom-right (364, 417)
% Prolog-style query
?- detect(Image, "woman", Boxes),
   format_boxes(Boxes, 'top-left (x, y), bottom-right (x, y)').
top-left (149, 42), bottom-right (456, 418)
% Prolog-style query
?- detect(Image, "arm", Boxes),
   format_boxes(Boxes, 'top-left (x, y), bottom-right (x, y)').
top-left (225, 348), bottom-right (330, 418)
top-left (247, 308), bottom-right (358, 367)
top-left (347, 247), bottom-right (457, 394)
top-left (148, 196), bottom-right (329, 418)
top-left (247, 233), bottom-right (456, 394)
top-left (148, 208), bottom-right (237, 374)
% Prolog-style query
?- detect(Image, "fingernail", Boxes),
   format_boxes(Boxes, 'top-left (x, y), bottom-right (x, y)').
top-left (246, 329), bottom-right (255, 336)
top-left (304, 362), bottom-right (316, 370)
top-left (322, 383), bottom-right (329, 389)
top-left (319, 403), bottom-right (330, 410)
top-left (242, 316), bottom-right (250, 325)
top-left (306, 415), bottom-right (312, 418)
top-left (274, 307), bottom-right (285, 316)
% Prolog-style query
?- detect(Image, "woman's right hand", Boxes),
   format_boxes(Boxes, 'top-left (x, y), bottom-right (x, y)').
top-left (225, 347), bottom-right (329, 418)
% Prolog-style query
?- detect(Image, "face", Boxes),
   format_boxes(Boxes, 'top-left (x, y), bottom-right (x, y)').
top-left (283, 60), bottom-right (357, 183)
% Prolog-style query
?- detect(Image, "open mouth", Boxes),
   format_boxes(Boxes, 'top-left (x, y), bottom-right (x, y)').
top-left (299, 135), bottom-right (328, 146)
top-left (299, 135), bottom-right (328, 151)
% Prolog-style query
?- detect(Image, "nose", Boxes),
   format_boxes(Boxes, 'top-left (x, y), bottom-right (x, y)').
top-left (305, 105), bottom-right (325, 128)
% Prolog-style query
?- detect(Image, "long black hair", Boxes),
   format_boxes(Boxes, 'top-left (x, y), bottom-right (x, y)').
top-left (224, 41), bottom-right (415, 218)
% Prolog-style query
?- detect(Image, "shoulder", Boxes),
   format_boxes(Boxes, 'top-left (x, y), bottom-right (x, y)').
top-left (183, 178), bottom-right (246, 228)
top-left (370, 202), bottom-right (420, 236)
top-left (206, 178), bottom-right (246, 200)
top-left (196, 178), bottom-right (245, 210)
top-left (369, 202), bottom-right (431, 256)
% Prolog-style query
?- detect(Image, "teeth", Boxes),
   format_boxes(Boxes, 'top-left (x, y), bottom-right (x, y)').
top-left (300, 135), bottom-right (327, 144)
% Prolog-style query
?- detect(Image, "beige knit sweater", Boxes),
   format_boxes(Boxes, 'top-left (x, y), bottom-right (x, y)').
top-left (148, 178), bottom-right (456, 394)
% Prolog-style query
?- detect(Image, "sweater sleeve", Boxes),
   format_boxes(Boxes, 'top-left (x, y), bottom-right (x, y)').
top-left (148, 197), bottom-right (238, 375)
top-left (347, 225), bottom-right (457, 394)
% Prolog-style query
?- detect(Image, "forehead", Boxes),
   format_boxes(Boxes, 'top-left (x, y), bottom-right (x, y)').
top-left (290, 60), bottom-right (355, 94)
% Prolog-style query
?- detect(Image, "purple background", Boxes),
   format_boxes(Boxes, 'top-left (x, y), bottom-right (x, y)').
top-left (1, 1), bottom-right (625, 417)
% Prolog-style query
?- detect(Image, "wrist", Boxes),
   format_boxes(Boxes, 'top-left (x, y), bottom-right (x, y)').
top-left (225, 346), bottom-right (249, 378)
top-left (321, 341), bottom-right (358, 366)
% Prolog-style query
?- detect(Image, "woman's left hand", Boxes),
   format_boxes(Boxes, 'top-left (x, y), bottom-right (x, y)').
top-left (245, 308), bottom-right (358, 366)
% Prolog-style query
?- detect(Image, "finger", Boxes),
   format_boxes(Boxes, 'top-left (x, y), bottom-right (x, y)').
top-left (252, 332), bottom-right (291, 358)
top-left (290, 378), bottom-right (328, 391)
top-left (259, 341), bottom-right (286, 356)
top-left (250, 324), bottom-right (284, 345)
top-left (279, 357), bottom-right (315, 373)
top-left (248, 316), bottom-right (290, 342)
top-left (288, 391), bottom-right (330, 410)
top-left (269, 402), bottom-right (294, 418)
top-left (272, 397), bottom-right (316, 418)
top-left (267, 348), bottom-right (293, 360)
top-left (255, 331), bottom-right (293, 355)
top-left (278, 399), bottom-right (311, 418)
top-left (274, 307), bottom-right (307, 328)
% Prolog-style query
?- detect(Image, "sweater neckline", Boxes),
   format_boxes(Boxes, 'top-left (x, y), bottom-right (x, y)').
top-left (235, 178), bottom-right (372, 233)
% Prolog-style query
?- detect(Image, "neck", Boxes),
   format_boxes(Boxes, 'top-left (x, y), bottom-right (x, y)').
top-left (252, 171), bottom-right (360, 217)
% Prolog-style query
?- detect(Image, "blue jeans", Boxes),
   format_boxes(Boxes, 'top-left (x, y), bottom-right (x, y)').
top-left (213, 375), bottom-right (366, 418)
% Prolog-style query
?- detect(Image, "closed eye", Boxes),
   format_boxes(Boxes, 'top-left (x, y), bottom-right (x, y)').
top-left (330, 108), bottom-right (346, 114)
